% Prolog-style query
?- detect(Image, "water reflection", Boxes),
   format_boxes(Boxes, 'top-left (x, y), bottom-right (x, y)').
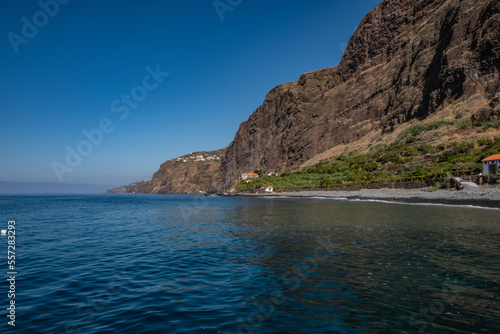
top-left (221, 198), bottom-right (500, 333)
top-left (79, 195), bottom-right (499, 333)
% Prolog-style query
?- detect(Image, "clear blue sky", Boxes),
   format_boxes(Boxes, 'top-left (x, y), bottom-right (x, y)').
top-left (0, 0), bottom-right (380, 188)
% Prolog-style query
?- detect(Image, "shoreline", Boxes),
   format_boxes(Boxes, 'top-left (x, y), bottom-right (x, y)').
top-left (233, 186), bottom-right (500, 209)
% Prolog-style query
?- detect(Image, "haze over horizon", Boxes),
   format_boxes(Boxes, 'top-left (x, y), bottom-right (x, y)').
top-left (1, 0), bottom-right (380, 193)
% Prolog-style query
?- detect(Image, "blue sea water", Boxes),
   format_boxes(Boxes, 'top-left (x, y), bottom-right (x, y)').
top-left (0, 194), bottom-right (499, 333)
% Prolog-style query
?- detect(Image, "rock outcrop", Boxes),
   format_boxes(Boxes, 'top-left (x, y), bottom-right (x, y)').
top-left (107, 181), bottom-right (151, 194)
top-left (149, 149), bottom-right (226, 193)
top-left (108, 149), bottom-right (226, 194)
top-left (215, 0), bottom-right (500, 191)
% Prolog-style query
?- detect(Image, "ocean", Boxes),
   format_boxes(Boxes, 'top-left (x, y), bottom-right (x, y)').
top-left (0, 194), bottom-right (499, 333)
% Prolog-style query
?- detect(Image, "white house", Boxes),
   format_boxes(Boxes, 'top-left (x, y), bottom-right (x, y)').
top-left (482, 154), bottom-right (500, 175)
top-left (259, 185), bottom-right (274, 193)
top-left (242, 173), bottom-right (259, 180)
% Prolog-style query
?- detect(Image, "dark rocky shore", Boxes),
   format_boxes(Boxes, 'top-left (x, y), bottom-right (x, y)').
top-left (233, 186), bottom-right (500, 209)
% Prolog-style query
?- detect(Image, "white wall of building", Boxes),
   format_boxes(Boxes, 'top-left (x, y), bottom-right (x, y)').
top-left (483, 160), bottom-right (500, 175)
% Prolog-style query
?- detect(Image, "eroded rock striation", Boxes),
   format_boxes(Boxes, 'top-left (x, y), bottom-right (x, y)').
top-left (215, 0), bottom-right (499, 191)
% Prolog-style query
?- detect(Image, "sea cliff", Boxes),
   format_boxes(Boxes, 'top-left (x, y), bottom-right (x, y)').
top-left (214, 0), bottom-right (499, 191)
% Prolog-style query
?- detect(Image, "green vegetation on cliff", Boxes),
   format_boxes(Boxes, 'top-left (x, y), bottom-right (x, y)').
top-left (238, 127), bottom-right (500, 192)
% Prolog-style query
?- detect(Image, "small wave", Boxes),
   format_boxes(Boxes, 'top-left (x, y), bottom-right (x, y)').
top-left (310, 196), bottom-right (349, 200)
top-left (255, 194), bottom-right (499, 210)
top-left (348, 197), bottom-right (500, 210)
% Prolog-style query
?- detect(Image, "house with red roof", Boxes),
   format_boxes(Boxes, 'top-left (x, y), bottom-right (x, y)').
top-left (259, 186), bottom-right (274, 193)
top-left (481, 154), bottom-right (500, 175)
top-left (242, 173), bottom-right (259, 180)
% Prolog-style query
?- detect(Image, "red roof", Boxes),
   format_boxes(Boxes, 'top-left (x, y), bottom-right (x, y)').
top-left (482, 154), bottom-right (500, 162)
top-left (244, 173), bottom-right (259, 176)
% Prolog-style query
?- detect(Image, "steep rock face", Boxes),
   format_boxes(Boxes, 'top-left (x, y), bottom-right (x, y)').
top-left (149, 149), bottom-right (226, 193)
top-left (215, 0), bottom-right (499, 191)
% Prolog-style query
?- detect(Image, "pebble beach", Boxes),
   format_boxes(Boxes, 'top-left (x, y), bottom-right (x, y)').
top-left (237, 185), bottom-right (500, 209)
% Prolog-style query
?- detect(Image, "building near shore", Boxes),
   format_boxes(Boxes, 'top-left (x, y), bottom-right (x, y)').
top-left (242, 173), bottom-right (259, 180)
top-left (482, 154), bottom-right (500, 175)
top-left (259, 186), bottom-right (274, 193)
